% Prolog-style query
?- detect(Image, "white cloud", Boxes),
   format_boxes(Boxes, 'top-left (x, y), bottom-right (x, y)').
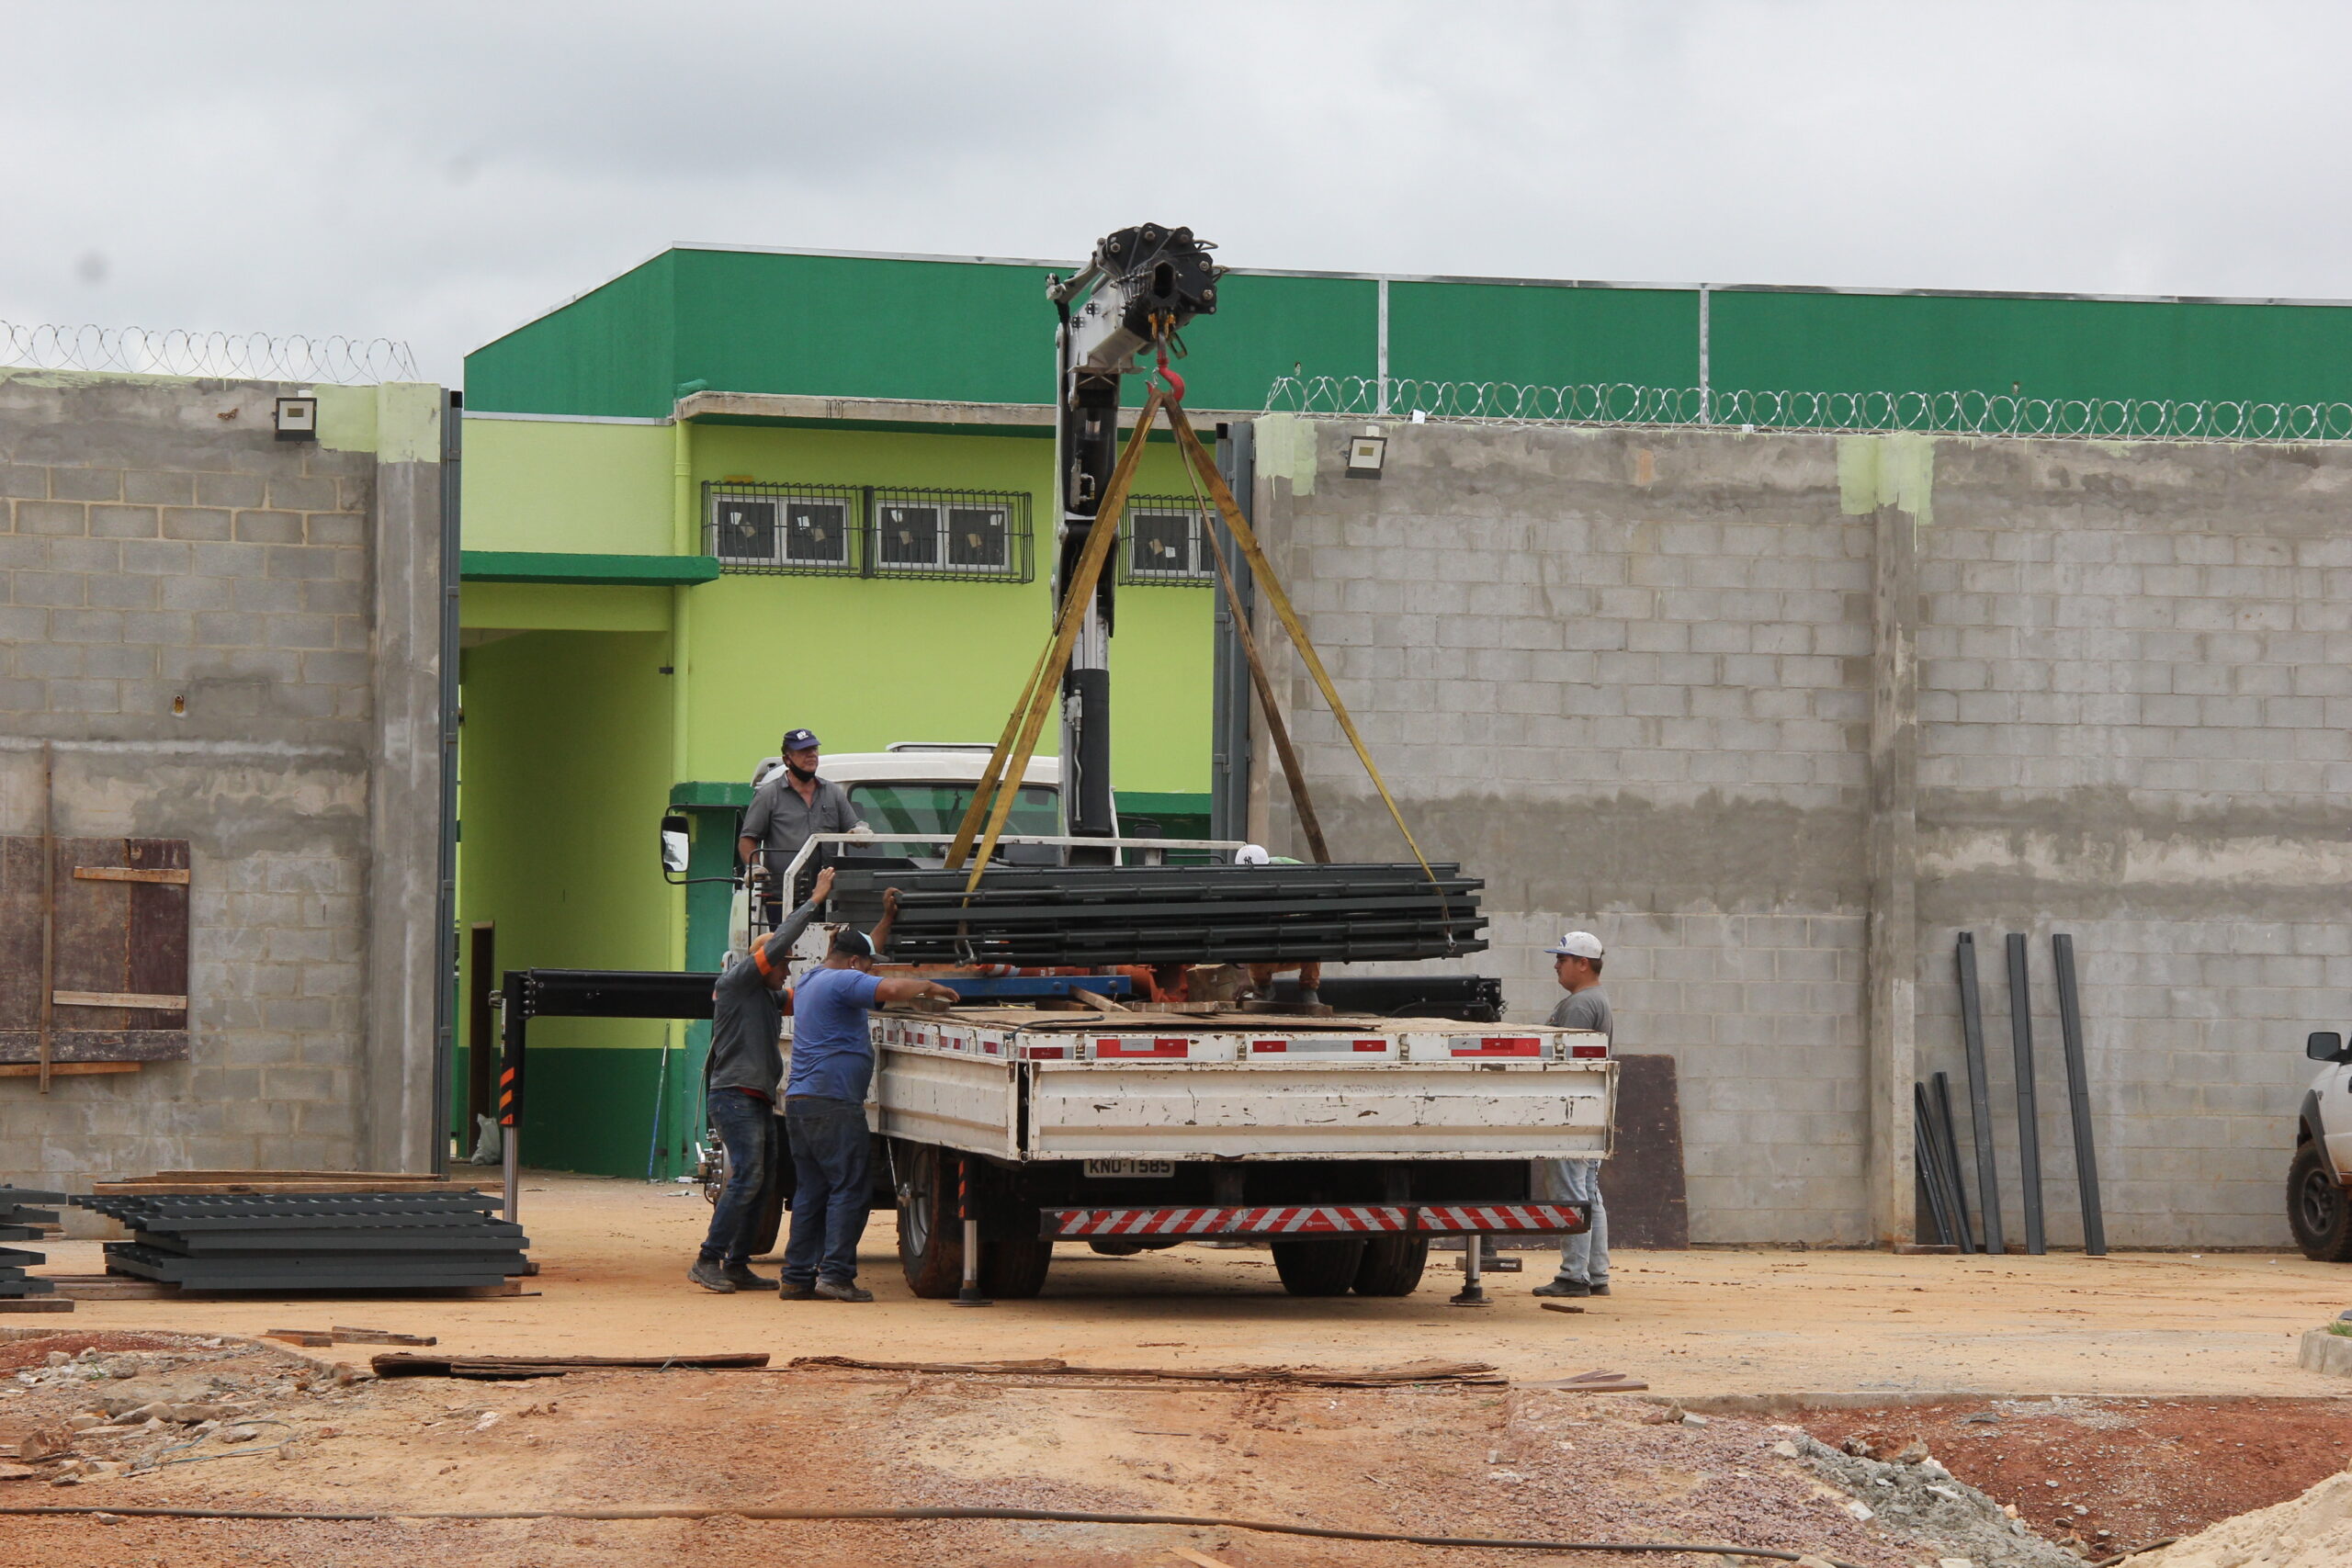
top-left (4, 0), bottom-right (2347, 382)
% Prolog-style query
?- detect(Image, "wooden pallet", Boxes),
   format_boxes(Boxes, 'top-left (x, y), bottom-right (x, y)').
top-left (36, 1274), bottom-right (175, 1301)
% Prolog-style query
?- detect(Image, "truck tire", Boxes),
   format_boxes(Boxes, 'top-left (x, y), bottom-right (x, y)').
top-left (1271, 1238), bottom-right (1367, 1296)
top-left (893, 1143), bottom-right (964, 1299)
top-left (1351, 1235), bottom-right (1430, 1296)
top-left (978, 1168), bottom-right (1053, 1299)
top-left (2290, 1144), bottom-right (2352, 1262)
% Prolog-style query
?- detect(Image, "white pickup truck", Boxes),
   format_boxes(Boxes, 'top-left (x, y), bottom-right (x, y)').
top-left (2293, 1029), bottom-right (2352, 1259)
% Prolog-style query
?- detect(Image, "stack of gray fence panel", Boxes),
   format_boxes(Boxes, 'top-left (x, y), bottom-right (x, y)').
top-left (0, 1186), bottom-right (64, 1297)
top-left (73, 1191), bottom-right (527, 1292)
top-left (828, 863), bottom-right (1489, 965)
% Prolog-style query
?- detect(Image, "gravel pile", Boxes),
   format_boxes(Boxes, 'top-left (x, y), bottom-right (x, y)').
top-left (1791, 1430), bottom-right (2084, 1568)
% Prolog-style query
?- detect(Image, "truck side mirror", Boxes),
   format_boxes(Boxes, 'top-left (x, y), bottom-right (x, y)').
top-left (2309, 1031), bottom-right (2346, 1063)
top-left (660, 813), bottom-right (691, 879)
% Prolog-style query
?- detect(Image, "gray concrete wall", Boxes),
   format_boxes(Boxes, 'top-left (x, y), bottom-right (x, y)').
top-left (1248, 413), bottom-right (2350, 1249)
top-left (0, 371), bottom-right (446, 1198)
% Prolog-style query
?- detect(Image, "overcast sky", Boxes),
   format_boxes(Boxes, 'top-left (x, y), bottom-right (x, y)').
top-left (5, 2), bottom-right (2346, 384)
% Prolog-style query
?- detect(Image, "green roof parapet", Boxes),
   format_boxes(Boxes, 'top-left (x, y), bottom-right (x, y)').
top-left (460, 550), bottom-right (723, 586)
top-left (670, 781), bottom-right (752, 807)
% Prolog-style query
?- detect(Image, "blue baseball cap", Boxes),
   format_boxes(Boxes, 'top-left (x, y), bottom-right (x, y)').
top-left (782, 728), bottom-right (820, 751)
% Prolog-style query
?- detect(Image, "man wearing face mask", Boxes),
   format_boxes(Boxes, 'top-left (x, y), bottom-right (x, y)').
top-left (739, 728), bottom-right (865, 914)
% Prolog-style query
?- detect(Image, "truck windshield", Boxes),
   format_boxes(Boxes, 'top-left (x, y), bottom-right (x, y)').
top-left (848, 783), bottom-right (1059, 855)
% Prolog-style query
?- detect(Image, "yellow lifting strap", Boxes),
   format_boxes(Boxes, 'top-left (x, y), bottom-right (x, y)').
top-left (1164, 403), bottom-right (1442, 890)
top-left (945, 385), bottom-right (1168, 886)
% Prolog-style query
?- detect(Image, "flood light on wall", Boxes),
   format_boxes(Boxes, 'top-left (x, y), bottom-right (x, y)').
top-left (1344, 430), bottom-right (1386, 479)
top-left (274, 396), bottom-right (318, 442)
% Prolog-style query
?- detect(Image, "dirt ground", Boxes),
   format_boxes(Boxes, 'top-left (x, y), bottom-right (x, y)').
top-left (26, 1172), bottom-right (2352, 1397)
top-left (1804, 1396), bottom-right (2352, 1559)
top-left (7, 1172), bottom-right (2352, 1566)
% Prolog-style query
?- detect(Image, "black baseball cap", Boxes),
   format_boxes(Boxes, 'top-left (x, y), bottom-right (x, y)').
top-left (782, 728), bottom-right (820, 751)
top-left (831, 928), bottom-right (876, 959)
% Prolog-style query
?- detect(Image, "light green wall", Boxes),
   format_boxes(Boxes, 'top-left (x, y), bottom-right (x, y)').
top-left (456, 629), bottom-right (678, 1176)
top-left (461, 581), bottom-right (673, 632)
top-left (459, 417), bottom-right (676, 554)
top-left (681, 421), bottom-right (1213, 795)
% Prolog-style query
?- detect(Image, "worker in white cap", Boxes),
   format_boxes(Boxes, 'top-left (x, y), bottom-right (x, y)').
top-left (1532, 931), bottom-right (1613, 1299)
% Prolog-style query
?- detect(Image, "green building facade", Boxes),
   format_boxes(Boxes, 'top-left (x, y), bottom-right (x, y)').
top-left (458, 243), bottom-right (2352, 1178)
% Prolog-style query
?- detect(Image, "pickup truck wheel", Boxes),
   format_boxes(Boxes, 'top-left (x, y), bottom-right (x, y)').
top-left (893, 1143), bottom-right (964, 1299)
top-left (1271, 1238), bottom-right (1367, 1296)
top-left (1351, 1235), bottom-right (1430, 1296)
top-left (2290, 1144), bottom-right (2352, 1262)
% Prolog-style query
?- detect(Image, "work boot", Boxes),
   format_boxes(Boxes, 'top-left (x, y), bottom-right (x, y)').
top-left (687, 1259), bottom-right (737, 1293)
top-left (778, 1279), bottom-right (817, 1301)
top-left (722, 1263), bottom-right (776, 1291)
top-left (1530, 1278), bottom-right (1591, 1298)
top-left (1589, 1281), bottom-right (1611, 1296)
top-left (813, 1277), bottom-right (874, 1303)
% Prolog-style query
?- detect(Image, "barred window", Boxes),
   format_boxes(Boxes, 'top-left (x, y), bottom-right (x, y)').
top-left (702, 482), bottom-right (1031, 581)
top-left (1119, 496), bottom-right (1216, 585)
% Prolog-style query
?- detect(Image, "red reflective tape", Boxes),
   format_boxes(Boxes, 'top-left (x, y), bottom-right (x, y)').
top-left (1353, 1039), bottom-right (1388, 1052)
top-left (1097, 1038), bottom-right (1189, 1058)
top-left (1251, 1040), bottom-right (1286, 1054)
top-left (1456, 1037), bottom-right (1542, 1057)
top-left (1571, 1043), bottom-right (1609, 1057)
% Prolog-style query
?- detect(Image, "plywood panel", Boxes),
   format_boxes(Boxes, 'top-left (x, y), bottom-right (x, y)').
top-left (0, 835), bottom-right (189, 1063)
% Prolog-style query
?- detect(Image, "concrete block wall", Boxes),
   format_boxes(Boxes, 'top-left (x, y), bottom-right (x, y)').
top-left (0, 371), bottom-right (445, 1204)
top-left (1252, 414), bottom-right (2352, 1248)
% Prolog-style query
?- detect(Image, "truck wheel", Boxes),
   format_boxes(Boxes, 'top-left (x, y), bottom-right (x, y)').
top-left (893, 1143), bottom-right (963, 1298)
top-left (2290, 1144), bottom-right (2352, 1262)
top-left (1351, 1235), bottom-right (1430, 1296)
top-left (978, 1170), bottom-right (1053, 1299)
top-left (1271, 1238), bottom-right (1367, 1296)
top-left (747, 1114), bottom-right (787, 1258)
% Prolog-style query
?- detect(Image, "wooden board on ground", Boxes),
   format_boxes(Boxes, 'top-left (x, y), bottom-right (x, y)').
top-left (91, 1172), bottom-right (487, 1196)
top-left (789, 1354), bottom-right (1506, 1388)
top-left (374, 1351), bottom-right (767, 1380)
top-left (0, 1298), bottom-right (74, 1314)
top-left (37, 1273), bottom-right (175, 1301)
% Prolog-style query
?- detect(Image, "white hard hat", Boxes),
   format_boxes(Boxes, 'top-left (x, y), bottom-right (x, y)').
top-left (1235, 844), bottom-right (1272, 865)
top-left (1547, 931), bottom-right (1605, 960)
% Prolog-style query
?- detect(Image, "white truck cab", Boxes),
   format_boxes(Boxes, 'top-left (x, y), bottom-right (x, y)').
top-left (2291, 1029), bottom-right (2352, 1259)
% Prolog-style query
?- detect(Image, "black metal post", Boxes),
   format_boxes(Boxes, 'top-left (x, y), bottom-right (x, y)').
top-left (1930, 1070), bottom-right (1976, 1252)
top-left (1956, 933), bottom-right (2005, 1255)
top-left (2052, 934), bottom-right (2106, 1257)
top-left (2005, 933), bottom-right (2046, 1255)
top-left (498, 970), bottom-right (527, 1224)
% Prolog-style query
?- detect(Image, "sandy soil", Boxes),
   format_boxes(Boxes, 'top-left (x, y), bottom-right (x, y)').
top-left (23, 1171), bottom-right (2352, 1399)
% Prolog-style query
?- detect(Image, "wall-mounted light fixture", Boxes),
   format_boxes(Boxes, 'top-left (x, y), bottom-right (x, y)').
top-left (1343, 429), bottom-right (1386, 479)
top-left (274, 396), bottom-right (318, 442)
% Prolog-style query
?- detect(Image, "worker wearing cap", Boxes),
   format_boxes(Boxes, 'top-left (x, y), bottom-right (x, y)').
top-left (689, 866), bottom-right (839, 1294)
top-left (738, 728), bottom-right (865, 908)
top-left (1532, 931), bottom-right (1613, 1300)
top-left (779, 907), bottom-right (959, 1303)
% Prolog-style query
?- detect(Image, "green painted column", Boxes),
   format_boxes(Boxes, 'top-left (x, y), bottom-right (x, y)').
top-left (651, 800), bottom-right (743, 1179)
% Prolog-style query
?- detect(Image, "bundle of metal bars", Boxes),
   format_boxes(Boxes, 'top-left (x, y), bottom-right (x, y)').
top-left (827, 863), bottom-right (1487, 966)
top-left (0, 1186), bottom-right (63, 1297)
top-left (72, 1191), bottom-right (529, 1292)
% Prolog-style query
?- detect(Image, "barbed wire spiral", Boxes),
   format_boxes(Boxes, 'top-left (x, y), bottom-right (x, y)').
top-left (0, 322), bottom-right (418, 385)
top-left (1266, 375), bottom-right (2352, 444)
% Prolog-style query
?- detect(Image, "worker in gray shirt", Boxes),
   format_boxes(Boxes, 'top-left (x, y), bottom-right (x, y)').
top-left (738, 728), bottom-right (865, 911)
top-left (1532, 931), bottom-right (1613, 1299)
top-left (692, 865), bottom-right (853, 1292)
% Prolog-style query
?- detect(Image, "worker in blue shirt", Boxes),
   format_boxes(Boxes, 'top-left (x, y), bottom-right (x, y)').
top-left (781, 894), bottom-right (959, 1302)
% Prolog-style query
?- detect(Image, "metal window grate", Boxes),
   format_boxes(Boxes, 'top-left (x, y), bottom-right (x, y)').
top-left (706, 482), bottom-right (865, 575)
top-left (1118, 495), bottom-right (1216, 586)
top-left (703, 482), bottom-right (1033, 581)
top-left (869, 487), bottom-right (1031, 581)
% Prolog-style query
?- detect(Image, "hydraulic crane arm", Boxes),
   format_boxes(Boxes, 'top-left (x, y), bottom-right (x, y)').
top-left (1047, 224), bottom-right (1221, 847)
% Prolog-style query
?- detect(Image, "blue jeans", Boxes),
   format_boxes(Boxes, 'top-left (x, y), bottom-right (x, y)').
top-left (781, 1096), bottom-right (871, 1286)
top-left (698, 1088), bottom-right (774, 1266)
top-left (1539, 1158), bottom-right (1610, 1286)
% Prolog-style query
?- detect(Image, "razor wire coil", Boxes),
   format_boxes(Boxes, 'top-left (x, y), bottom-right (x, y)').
top-left (0, 322), bottom-right (418, 384)
top-left (1267, 374), bottom-right (2352, 444)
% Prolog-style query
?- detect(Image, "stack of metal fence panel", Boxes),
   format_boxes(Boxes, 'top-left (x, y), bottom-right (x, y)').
top-left (827, 863), bottom-right (1487, 966)
top-left (73, 1191), bottom-right (528, 1292)
top-left (0, 1186), bottom-right (64, 1297)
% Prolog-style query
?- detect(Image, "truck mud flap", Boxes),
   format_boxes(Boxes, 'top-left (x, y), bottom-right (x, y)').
top-left (1043, 1201), bottom-right (1587, 1239)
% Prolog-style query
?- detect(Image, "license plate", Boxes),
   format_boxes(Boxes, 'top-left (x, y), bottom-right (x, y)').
top-left (1083, 1159), bottom-right (1175, 1179)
